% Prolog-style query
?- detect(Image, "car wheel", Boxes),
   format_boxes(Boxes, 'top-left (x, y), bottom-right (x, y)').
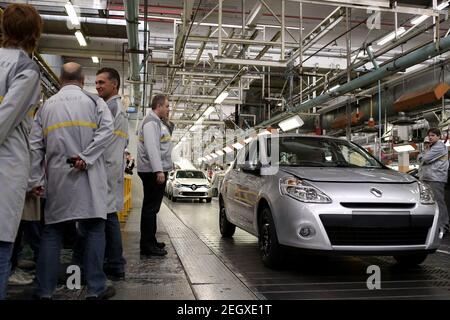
top-left (172, 196), bottom-right (177, 202)
top-left (206, 198), bottom-right (212, 203)
top-left (259, 207), bottom-right (284, 269)
top-left (219, 205), bottom-right (235, 238)
top-left (393, 253), bottom-right (428, 267)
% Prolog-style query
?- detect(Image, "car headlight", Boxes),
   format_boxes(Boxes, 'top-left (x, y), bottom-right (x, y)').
top-left (418, 182), bottom-right (435, 204)
top-left (280, 177), bottom-right (331, 203)
top-left (174, 182), bottom-right (181, 188)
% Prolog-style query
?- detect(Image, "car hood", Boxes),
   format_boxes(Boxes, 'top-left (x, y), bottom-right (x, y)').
top-left (176, 178), bottom-right (209, 185)
top-left (280, 167), bottom-right (416, 184)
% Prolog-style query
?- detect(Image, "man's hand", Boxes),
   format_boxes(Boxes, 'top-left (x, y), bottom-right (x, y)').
top-left (31, 186), bottom-right (44, 197)
top-left (156, 171), bottom-right (165, 184)
top-left (70, 155), bottom-right (87, 170)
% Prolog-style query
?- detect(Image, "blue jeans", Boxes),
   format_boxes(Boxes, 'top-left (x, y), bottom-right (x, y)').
top-left (0, 241), bottom-right (13, 300)
top-left (72, 213), bottom-right (125, 273)
top-left (36, 219), bottom-right (106, 298)
top-left (105, 212), bottom-right (125, 273)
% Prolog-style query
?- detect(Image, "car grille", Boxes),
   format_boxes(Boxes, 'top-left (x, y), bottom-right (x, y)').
top-left (340, 202), bottom-right (416, 209)
top-left (179, 192), bottom-right (207, 197)
top-left (181, 184), bottom-right (208, 189)
top-left (320, 214), bottom-right (433, 246)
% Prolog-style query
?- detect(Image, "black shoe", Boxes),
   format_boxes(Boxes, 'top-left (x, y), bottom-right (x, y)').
top-left (86, 284), bottom-right (116, 300)
top-left (140, 246), bottom-right (167, 256)
top-left (104, 269), bottom-right (125, 281)
top-left (156, 242), bottom-right (166, 249)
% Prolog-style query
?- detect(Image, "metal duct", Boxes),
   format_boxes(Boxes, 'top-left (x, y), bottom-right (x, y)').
top-left (123, 0), bottom-right (141, 106)
top-left (258, 34), bottom-right (450, 129)
top-left (300, 70), bottom-right (450, 132)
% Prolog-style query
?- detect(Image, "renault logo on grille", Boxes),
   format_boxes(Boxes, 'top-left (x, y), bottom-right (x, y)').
top-left (370, 188), bottom-right (382, 197)
top-left (191, 184), bottom-right (197, 191)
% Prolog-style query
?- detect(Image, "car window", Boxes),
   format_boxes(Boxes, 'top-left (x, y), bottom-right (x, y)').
top-left (176, 171), bottom-right (206, 179)
top-left (275, 137), bottom-right (382, 168)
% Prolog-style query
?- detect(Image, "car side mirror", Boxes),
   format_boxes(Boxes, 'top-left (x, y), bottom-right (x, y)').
top-left (239, 162), bottom-right (261, 174)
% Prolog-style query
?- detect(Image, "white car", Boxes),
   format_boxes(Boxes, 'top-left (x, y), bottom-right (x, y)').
top-left (167, 169), bottom-right (213, 202)
top-left (219, 134), bottom-right (442, 268)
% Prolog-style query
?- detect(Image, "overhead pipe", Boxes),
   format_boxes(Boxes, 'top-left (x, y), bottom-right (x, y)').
top-left (257, 34), bottom-right (450, 129)
top-left (300, 65), bottom-right (450, 131)
top-left (123, 0), bottom-right (142, 106)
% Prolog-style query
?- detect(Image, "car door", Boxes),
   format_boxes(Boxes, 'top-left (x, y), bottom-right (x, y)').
top-left (223, 159), bottom-right (241, 226)
top-left (234, 140), bottom-right (262, 233)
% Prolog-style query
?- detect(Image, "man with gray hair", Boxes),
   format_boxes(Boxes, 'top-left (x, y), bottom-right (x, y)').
top-left (29, 62), bottom-right (115, 299)
top-left (137, 94), bottom-right (172, 256)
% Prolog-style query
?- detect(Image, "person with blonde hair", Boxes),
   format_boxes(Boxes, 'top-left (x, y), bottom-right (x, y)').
top-left (0, 3), bottom-right (43, 300)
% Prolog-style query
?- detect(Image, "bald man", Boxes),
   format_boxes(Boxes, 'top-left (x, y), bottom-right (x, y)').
top-left (29, 62), bottom-right (115, 299)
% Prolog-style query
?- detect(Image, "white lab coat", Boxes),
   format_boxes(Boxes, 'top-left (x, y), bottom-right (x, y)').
top-left (29, 85), bottom-right (114, 224)
top-left (104, 95), bottom-right (128, 213)
top-left (0, 48), bottom-right (41, 242)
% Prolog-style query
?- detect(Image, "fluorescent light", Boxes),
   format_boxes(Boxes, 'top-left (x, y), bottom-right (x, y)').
top-left (257, 130), bottom-right (272, 136)
top-left (214, 91), bottom-right (229, 104)
top-left (411, 15), bottom-right (429, 26)
top-left (244, 137), bottom-right (253, 144)
top-left (232, 142), bottom-right (244, 150)
top-left (203, 106), bottom-right (215, 117)
top-left (223, 146), bottom-right (233, 153)
top-left (189, 125), bottom-right (200, 132)
top-left (64, 1), bottom-right (80, 27)
top-left (393, 144), bottom-right (415, 152)
top-left (211, 153), bottom-right (219, 158)
top-left (198, 157), bottom-right (204, 162)
top-left (279, 115), bottom-right (304, 132)
top-left (181, 137), bottom-right (187, 142)
top-left (216, 150), bottom-right (224, 156)
top-left (205, 155), bottom-right (212, 160)
top-left (437, 1), bottom-right (449, 10)
top-left (92, 56), bottom-right (99, 63)
top-left (376, 27), bottom-right (406, 46)
top-left (74, 31), bottom-right (87, 47)
top-left (329, 84), bottom-right (340, 92)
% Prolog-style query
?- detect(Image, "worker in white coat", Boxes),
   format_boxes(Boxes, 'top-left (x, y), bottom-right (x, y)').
top-left (95, 67), bottom-right (128, 280)
top-left (29, 63), bottom-right (115, 300)
top-left (0, 4), bottom-right (42, 300)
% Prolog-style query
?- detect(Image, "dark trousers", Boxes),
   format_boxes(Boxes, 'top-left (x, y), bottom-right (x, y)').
top-left (138, 172), bottom-right (167, 250)
top-left (11, 221), bottom-right (42, 270)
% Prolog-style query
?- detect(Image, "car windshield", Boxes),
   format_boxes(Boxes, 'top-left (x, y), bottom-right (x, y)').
top-left (274, 136), bottom-right (383, 169)
top-left (176, 171), bottom-right (206, 179)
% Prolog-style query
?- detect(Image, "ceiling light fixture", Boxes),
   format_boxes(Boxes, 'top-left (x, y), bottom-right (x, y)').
top-left (74, 31), bottom-right (87, 46)
top-left (92, 56), bottom-right (99, 63)
top-left (232, 142), bottom-right (244, 150)
top-left (437, 1), bottom-right (449, 10)
top-left (223, 146), bottom-right (233, 153)
top-left (214, 91), bottom-right (229, 104)
top-left (376, 27), bottom-right (406, 46)
top-left (278, 115), bottom-right (304, 132)
top-left (411, 15), bottom-right (429, 26)
top-left (64, 1), bottom-right (80, 27)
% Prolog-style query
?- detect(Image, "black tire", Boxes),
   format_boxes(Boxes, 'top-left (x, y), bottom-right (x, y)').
top-left (219, 205), bottom-right (235, 238)
top-left (172, 196), bottom-right (177, 202)
top-left (394, 253), bottom-right (428, 267)
top-left (206, 198), bottom-right (212, 203)
top-left (259, 207), bottom-right (284, 269)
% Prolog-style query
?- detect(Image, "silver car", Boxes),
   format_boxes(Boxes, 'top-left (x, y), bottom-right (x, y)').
top-left (167, 169), bottom-right (212, 202)
top-left (219, 134), bottom-right (442, 268)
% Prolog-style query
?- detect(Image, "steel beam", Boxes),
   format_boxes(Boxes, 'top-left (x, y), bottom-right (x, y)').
top-left (214, 57), bottom-right (287, 67)
top-left (258, 34), bottom-right (450, 128)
